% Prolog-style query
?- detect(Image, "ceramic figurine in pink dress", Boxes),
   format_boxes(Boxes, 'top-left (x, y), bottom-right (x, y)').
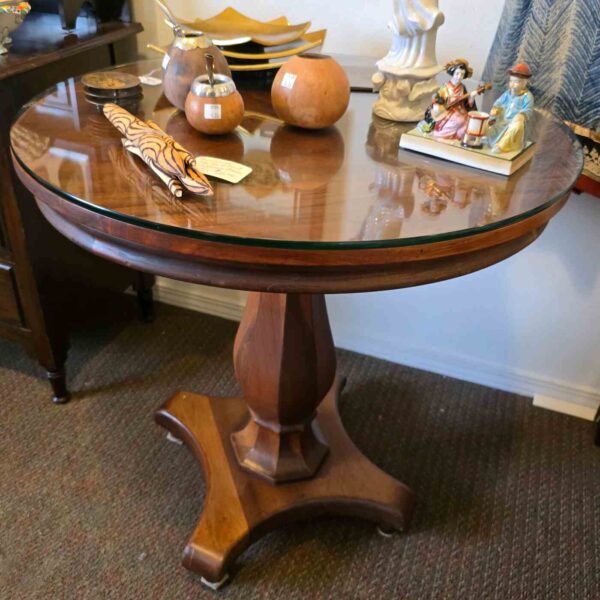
top-left (433, 59), bottom-right (477, 139)
top-left (419, 59), bottom-right (480, 140)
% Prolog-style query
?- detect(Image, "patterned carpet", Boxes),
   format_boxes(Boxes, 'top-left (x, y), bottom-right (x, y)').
top-left (1, 301), bottom-right (599, 600)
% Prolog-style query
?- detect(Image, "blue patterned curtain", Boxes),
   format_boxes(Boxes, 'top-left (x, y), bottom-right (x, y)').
top-left (483, 0), bottom-right (600, 129)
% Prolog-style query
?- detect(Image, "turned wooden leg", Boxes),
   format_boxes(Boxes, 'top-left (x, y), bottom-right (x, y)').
top-left (47, 367), bottom-right (70, 404)
top-left (133, 272), bottom-right (155, 323)
top-left (155, 292), bottom-right (415, 585)
top-left (36, 339), bottom-right (70, 405)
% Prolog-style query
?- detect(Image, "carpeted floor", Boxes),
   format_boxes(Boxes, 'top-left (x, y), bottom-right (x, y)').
top-left (1, 301), bottom-right (599, 600)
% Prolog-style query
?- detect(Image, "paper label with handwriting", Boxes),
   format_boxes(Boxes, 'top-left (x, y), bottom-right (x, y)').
top-left (193, 156), bottom-right (252, 184)
top-left (281, 73), bottom-right (297, 89)
top-left (204, 104), bottom-right (222, 120)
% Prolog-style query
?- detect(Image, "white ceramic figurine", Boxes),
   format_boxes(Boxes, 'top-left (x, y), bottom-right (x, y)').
top-left (373, 0), bottom-right (445, 122)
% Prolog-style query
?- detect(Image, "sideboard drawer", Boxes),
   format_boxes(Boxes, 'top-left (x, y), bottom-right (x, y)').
top-left (0, 263), bottom-right (23, 325)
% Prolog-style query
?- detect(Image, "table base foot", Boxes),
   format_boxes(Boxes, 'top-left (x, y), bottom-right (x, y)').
top-left (155, 376), bottom-right (415, 583)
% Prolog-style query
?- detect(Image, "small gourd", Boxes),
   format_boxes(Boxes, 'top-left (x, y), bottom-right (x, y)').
top-left (185, 54), bottom-right (245, 136)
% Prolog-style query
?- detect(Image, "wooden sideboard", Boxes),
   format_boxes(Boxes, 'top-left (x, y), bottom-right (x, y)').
top-left (0, 12), bottom-right (152, 403)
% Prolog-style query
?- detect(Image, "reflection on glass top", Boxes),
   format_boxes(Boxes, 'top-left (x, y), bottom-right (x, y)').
top-left (10, 61), bottom-right (583, 249)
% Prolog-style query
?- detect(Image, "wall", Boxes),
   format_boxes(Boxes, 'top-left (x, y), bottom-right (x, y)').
top-left (130, 1), bottom-right (600, 417)
top-left (131, 0), bottom-right (506, 78)
top-left (154, 192), bottom-right (600, 418)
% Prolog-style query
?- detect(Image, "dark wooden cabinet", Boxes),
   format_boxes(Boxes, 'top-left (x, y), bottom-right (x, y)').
top-left (0, 12), bottom-right (152, 403)
top-left (0, 264), bottom-right (23, 325)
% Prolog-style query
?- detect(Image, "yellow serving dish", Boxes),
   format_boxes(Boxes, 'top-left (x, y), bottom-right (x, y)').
top-left (223, 30), bottom-right (325, 60)
top-left (148, 30), bottom-right (327, 73)
top-left (176, 7), bottom-right (311, 47)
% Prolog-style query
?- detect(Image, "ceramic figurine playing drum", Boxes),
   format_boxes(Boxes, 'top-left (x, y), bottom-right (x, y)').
top-left (418, 59), bottom-right (488, 140)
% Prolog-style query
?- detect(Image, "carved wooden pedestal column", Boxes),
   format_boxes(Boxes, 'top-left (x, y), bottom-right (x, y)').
top-left (155, 293), bottom-right (415, 586)
top-left (232, 293), bottom-right (335, 483)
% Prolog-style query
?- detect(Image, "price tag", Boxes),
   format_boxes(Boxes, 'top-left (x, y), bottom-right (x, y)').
top-left (139, 75), bottom-right (162, 86)
top-left (204, 104), bottom-right (222, 120)
top-left (281, 73), bottom-right (297, 89)
top-left (193, 156), bottom-right (253, 184)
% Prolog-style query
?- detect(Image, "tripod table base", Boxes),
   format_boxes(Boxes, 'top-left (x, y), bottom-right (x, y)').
top-left (155, 376), bottom-right (415, 585)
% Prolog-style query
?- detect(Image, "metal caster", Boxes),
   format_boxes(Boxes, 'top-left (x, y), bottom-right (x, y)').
top-left (47, 369), bottom-right (70, 405)
top-left (52, 392), bottom-right (71, 405)
top-left (377, 526), bottom-right (398, 538)
top-left (200, 574), bottom-right (229, 590)
top-left (166, 432), bottom-right (183, 445)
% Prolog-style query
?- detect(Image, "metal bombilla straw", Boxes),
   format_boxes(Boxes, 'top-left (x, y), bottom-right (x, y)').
top-left (205, 53), bottom-right (215, 90)
top-left (154, 0), bottom-right (187, 36)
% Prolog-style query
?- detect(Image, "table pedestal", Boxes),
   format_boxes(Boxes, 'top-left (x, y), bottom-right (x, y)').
top-left (155, 292), bottom-right (415, 584)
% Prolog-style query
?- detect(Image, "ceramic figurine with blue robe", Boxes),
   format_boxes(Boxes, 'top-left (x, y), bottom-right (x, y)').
top-left (487, 63), bottom-right (534, 153)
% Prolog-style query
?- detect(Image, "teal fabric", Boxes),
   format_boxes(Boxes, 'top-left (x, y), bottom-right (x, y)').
top-left (483, 0), bottom-right (600, 129)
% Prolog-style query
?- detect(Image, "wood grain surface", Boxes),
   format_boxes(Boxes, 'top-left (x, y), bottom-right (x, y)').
top-left (156, 376), bottom-right (415, 583)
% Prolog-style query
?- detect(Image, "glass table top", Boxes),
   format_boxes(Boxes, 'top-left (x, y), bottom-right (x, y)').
top-left (10, 60), bottom-right (583, 250)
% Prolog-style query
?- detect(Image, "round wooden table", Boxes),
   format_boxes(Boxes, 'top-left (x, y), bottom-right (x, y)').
top-left (10, 61), bottom-right (583, 587)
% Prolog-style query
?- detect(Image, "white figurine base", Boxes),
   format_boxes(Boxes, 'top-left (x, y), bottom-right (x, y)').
top-left (372, 74), bottom-right (440, 123)
top-left (376, 58), bottom-right (442, 80)
top-left (400, 128), bottom-right (536, 176)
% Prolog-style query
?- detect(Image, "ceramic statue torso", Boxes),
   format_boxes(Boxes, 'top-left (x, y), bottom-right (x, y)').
top-left (432, 81), bottom-right (472, 140)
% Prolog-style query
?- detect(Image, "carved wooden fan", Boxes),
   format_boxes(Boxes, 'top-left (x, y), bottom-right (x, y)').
top-left (103, 103), bottom-right (213, 197)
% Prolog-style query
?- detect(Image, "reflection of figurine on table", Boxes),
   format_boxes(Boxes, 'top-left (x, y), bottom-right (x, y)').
top-left (417, 170), bottom-right (493, 216)
top-left (418, 171), bottom-right (452, 215)
top-left (363, 118), bottom-right (416, 239)
top-left (360, 167), bottom-right (415, 240)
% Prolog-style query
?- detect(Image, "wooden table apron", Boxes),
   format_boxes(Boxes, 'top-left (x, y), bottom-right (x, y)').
top-left (13, 155), bottom-right (564, 293)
